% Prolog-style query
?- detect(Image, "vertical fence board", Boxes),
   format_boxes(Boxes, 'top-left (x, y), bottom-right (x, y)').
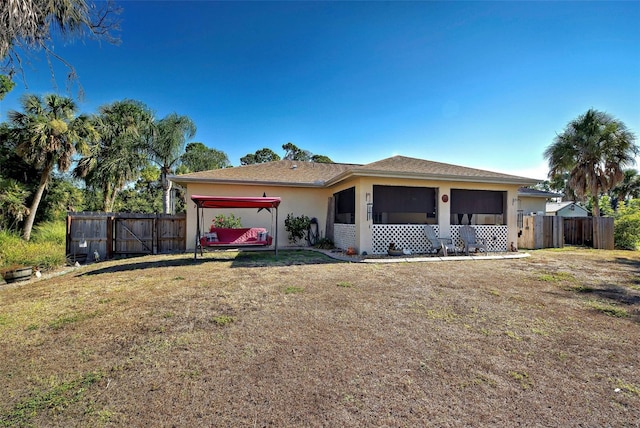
top-left (552, 216), bottom-right (564, 248)
top-left (592, 217), bottom-right (614, 250)
top-left (157, 215), bottom-right (186, 253)
top-left (67, 213), bottom-right (187, 261)
top-left (518, 215), bottom-right (614, 250)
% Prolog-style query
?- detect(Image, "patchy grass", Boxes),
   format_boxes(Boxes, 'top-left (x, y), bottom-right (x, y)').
top-left (0, 248), bottom-right (639, 426)
top-left (586, 300), bottom-right (629, 318)
top-left (212, 315), bottom-right (235, 326)
top-left (538, 271), bottom-right (575, 283)
top-left (0, 372), bottom-right (103, 427)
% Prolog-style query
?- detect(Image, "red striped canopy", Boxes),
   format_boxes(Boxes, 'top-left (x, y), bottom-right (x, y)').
top-left (191, 195), bottom-right (281, 209)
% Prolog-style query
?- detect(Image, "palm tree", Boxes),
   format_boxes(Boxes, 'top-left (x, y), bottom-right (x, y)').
top-left (149, 113), bottom-right (196, 214)
top-left (74, 100), bottom-right (154, 212)
top-left (8, 94), bottom-right (95, 240)
top-left (544, 109), bottom-right (638, 216)
top-left (612, 169), bottom-right (640, 203)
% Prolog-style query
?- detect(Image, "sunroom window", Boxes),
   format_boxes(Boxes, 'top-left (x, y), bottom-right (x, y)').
top-left (450, 189), bottom-right (506, 225)
top-left (373, 185), bottom-right (436, 224)
top-left (334, 187), bottom-right (355, 224)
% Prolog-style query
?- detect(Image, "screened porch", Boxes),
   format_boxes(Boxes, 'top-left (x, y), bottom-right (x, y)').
top-left (332, 185), bottom-right (510, 255)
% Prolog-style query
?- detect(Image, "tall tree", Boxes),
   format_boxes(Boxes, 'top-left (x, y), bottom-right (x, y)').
top-left (179, 142), bottom-right (229, 172)
top-left (114, 163), bottom-right (163, 213)
top-left (282, 142), bottom-right (311, 161)
top-left (544, 109), bottom-right (638, 216)
top-left (8, 94), bottom-right (95, 240)
top-left (240, 148), bottom-right (281, 165)
top-left (1, 0), bottom-right (121, 94)
top-left (150, 113), bottom-right (196, 214)
top-left (241, 144), bottom-right (331, 165)
top-left (0, 74), bottom-right (14, 99)
top-left (74, 100), bottom-right (154, 212)
top-left (311, 154), bottom-right (333, 163)
top-left (41, 174), bottom-right (85, 220)
top-left (611, 169), bottom-right (640, 206)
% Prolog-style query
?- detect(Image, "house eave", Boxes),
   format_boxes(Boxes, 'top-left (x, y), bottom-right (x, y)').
top-left (326, 170), bottom-right (539, 187)
top-left (170, 176), bottom-right (326, 188)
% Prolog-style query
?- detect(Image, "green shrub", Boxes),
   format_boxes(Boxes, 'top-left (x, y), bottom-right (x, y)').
top-left (314, 237), bottom-right (334, 249)
top-left (284, 213), bottom-right (310, 244)
top-left (614, 211), bottom-right (640, 250)
top-left (614, 200), bottom-right (640, 250)
top-left (211, 213), bottom-right (242, 229)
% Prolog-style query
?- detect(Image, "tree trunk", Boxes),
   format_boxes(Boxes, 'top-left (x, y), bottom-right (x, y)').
top-left (22, 162), bottom-right (54, 241)
top-left (161, 169), bottom-right (172, 215)
top-left (105, 188), bottom-right (119, 213)
top-left (592, 198), bottom-right (601, 217)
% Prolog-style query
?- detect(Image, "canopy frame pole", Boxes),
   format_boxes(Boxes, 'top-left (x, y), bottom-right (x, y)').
top-left (194, 203), bottom-right (200, 260)
top-left (275, 205), bottom-right (278, 257)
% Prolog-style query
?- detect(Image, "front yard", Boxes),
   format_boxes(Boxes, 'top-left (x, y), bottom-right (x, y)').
top-left (1, 248), bottom-right (639, 426)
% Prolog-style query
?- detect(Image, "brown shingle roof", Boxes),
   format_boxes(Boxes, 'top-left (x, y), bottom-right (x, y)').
top-left (346, 156), bottom-right (536, 183)
top-left (172, 160), bottom-right (359, 187)
top-left (171, 155), bottom-right (538, 187)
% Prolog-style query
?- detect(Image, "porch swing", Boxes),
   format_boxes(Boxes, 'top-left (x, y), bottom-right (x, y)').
top-left (191, 195), bottom-right (282, 259)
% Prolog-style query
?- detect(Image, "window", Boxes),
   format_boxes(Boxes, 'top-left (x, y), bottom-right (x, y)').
top-left (373, 185), bottom-right (436, 224)
top-left (451, 189), bottom-right (506, 225)
top-left (334, 187), bottom-right (355, 224)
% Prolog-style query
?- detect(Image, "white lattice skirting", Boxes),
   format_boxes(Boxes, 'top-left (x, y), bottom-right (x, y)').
top-left (334, 223), bottom-right (356, 251)
top-left (371, 224), bottom-right (508, 255)
top-left (450, 225), bottom-right (508, 252)
top-left (372, 224), bottom-right (440, 255)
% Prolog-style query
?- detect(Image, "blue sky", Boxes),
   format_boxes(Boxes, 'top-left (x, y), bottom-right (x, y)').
top-left (1, 1), bottom-right (639, 180)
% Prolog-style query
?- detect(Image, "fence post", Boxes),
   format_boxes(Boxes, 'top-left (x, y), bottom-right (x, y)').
top-left (533, 215), bottom-right (544, 249)
top-left (552, 216), bottom-right (564, 248)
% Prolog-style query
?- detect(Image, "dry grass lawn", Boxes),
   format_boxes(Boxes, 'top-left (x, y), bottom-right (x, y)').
top-left (1, 248), bottom-right (639, 426)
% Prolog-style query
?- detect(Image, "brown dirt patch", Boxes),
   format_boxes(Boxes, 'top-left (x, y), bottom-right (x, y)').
top-left (1, 248), bottom-right (639, 426)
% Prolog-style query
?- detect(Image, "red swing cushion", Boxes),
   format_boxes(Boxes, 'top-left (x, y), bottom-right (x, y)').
top-left (200, 227), bottom-right (271, 247)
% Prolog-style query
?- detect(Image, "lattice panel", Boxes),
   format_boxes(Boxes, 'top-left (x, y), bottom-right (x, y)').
top-left (334, 224), bottom-right (356, 251)
top-left (371, 225), bottom-right (440, 255)
top-left (451, 225), bottom-right (508, 252)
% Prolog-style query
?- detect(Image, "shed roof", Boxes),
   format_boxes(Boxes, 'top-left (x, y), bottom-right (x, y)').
top-left (518, 187), bottom-right (563, 198)
top-left (545, 201), bottom-right (587, 213)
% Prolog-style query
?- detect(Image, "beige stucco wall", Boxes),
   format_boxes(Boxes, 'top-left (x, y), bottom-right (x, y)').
top-left (519, 197), bottom-right (547, 215)
top-left (183, 178), bottom-right (523, 254)
top-left (184, 182), bottom-right (334, 251)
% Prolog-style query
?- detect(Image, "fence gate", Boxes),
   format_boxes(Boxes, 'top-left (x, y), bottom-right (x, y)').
top-left (114, 217), bottom-right (155, 255)
top-left (518, 216), bottom-right (563, 250)
top-left (67, 213), bottom-right (186, 261)
top-left (519, 215), bottom-right (614, 250)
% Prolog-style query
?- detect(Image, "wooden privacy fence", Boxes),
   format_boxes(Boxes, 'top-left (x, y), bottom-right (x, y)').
top-left (518, 216), bottom-right (614, 250)
top-left (66, 212), bottom-right (186, 261)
